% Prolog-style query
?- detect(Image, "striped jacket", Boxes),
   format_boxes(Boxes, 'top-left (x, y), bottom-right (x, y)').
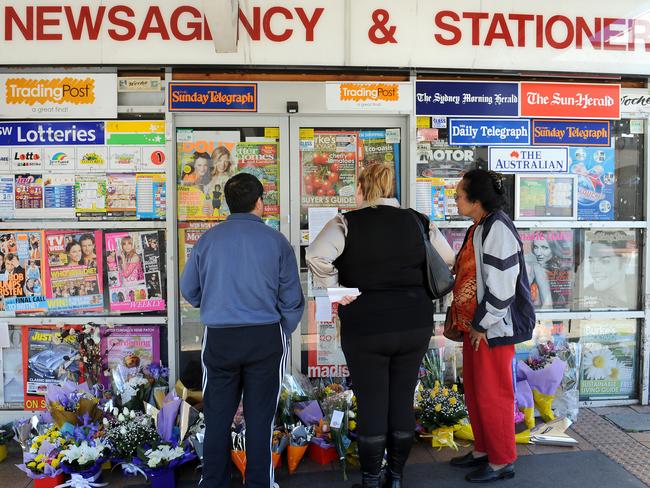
top-left (471, 210), bottom-right (536, 346)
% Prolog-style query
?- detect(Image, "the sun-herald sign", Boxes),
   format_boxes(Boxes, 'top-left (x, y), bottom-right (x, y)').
top-left (488, 146), bottom-right (569, 173)
top-left (520, 82), bottom-right (620, 119)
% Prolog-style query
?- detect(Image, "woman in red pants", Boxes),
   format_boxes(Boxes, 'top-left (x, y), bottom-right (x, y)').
top-left (447, 169), bottom-right (535, 483)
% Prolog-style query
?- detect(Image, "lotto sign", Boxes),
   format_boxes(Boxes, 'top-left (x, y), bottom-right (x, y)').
top-left (520, 82), bottom-right (620, 119)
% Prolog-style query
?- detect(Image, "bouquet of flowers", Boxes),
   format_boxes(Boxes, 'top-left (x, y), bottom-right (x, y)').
top-left (104, 407), bottom-right (161, 473)
top-left (16, 426), bottom-right (69, 483)
top-left (287, 424), bottom-right (313, 475)
top-left (45, 382), bottom-right (103, 428)
top-left (416, 382), bottom-right (467, 449)
top-left (517, 341), bottom-right (567, 422)
top-left (418, 349), bottom-right (444, 390)
top-left (58, 438), bottom-right (109, 486)
top-left (320, 387), bottom-right (353, 480)
top-left (277, 373), bottom-right (314, 426)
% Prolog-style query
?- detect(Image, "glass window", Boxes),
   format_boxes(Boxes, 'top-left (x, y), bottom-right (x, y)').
top-left (299, 127), bottom-right (402, 379)
top-left (176, 126), bottom-right (281, 388)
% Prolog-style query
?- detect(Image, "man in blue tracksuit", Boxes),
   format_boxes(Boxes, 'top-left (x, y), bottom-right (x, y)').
top-left (180, 173), bottom-right (305, 488)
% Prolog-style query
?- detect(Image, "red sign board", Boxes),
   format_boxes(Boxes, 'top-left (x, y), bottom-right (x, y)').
top-left (520, 82), bottom-right (620, 119)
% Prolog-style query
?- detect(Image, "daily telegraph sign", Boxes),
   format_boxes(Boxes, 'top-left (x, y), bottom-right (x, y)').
top-left (449, 119), bottom-right (530, 145)
top-left (2, 0), bottom-right (650, 76)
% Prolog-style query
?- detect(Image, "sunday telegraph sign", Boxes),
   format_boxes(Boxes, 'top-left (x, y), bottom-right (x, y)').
top-left (1, 0), bottom-right (650, 75)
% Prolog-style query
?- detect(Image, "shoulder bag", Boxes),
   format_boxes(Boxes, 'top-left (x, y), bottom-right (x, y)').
top-left (408, 209), bottom-right (455, 300)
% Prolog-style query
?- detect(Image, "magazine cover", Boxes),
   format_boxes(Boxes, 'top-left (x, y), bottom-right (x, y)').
top-left (23, 325), bottom-right (81, 410)
top-left (521, 230), bottom-right (574, 310)
top-left (440, 228), bottom-right (467, 255)
top-left (100, 325), bottom-right (160, 388)
top-left (136, 173), bottom-right (166, 219)
top-left (569, 145), bottom-right (615, 220)
top-left (177, 130), bottom-right (240, 221)
top-left (2, 326), bottom-right (24, 405)
top-left (305, 300), bottom-right (348, 378)
top-left (0, 175), bottom-right (15, 219)
top-left (577, 229), bottom-right (638, 310)
top-left (75, 174), bottom-right (107, 217)
top-left (300, 131), bottom-right (357, 212)
top-left (14, 174), bottom-right (43, 215)
top-left (43, 174), bottom-right (76, 218)
top-left (416, 144), bottom-right (475, 178)
top-left (106, 173), bottom-right (137, 218)
top-left (105, 231), bottom-right (166, 313)
top-left (0, 231), bottom-right (46, 314)
top-left (43, 230), bottom-right (104, 314)
top-left (579, 320), bottom-right (637, 400)
top-left (178, 222), bottom-right (216, 324)
top-left (358, 130), bottom-right (401, 201)
top-left (235, 142), bottom-right (280, 228)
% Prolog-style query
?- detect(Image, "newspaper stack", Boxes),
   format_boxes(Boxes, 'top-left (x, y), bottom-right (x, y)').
top-left (530, 417), bottom-right (578, 446)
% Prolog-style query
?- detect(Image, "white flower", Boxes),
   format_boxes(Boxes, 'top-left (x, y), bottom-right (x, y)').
top-left (102, 418), bottom-right (109, 426)
top-left (113, 408), bottom-right (119, 416)
top-left (61, 441), bottom-right (106, 466)
top-left (130, 410), bottom-right (136, 419)
top-left (583, 346), bottom-right (616, 380)
top-left (123, 407), bottom-right (130, 416)
top-left (144, 444), bottom-right (185, 468)
top-left (118, 414), bottom-right (125, 422)
top-left (120, 427), bottom-right (127, 435)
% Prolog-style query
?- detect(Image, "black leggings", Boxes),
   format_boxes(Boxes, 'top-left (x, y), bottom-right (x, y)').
top-left (341, 326), bottom-right (432, 436)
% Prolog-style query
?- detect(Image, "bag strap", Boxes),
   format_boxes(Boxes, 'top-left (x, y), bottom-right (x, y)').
top-left (407, 209), bottom-right (428, 240)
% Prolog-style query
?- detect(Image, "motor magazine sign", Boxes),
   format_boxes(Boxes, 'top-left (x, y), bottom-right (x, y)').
top-left (0, 74), bottom-right (117, 119)
top-left (520, 82), bottom-right (621, 119)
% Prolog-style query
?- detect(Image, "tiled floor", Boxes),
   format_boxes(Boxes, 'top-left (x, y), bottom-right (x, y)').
top-left (5, 406), bottom-right (650, 487)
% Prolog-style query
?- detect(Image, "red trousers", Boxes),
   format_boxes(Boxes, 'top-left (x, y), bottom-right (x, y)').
top-left (463, 334), bottom-right (517, 465)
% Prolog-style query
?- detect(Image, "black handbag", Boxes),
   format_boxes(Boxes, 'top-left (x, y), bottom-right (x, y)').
top-left (408, 209), bottom-right (455, 300)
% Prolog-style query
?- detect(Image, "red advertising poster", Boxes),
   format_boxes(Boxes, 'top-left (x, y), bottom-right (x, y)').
top-left (520, 82), bottom-right (620, 119)
top-left (22, 325), bottom-right (82, 410)
top-left (305, 300), bottom-right (349, 378)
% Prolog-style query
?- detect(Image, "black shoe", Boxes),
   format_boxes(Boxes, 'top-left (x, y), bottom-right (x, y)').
top-left (384, 431), bottom-right (413, 488)
top-left (465, 464), bottom-right (515, 483)
top-left (450, 452), bottom-right (489, 468)
top-left (352, 434), bottom-right (387, 488)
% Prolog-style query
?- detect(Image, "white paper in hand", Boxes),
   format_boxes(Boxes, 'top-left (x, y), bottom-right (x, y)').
top-left (327, 287), bottom-right (361, 304)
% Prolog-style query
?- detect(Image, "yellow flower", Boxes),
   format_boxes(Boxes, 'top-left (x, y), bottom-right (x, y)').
top-left (349, 420), bottom-right (357, 431)
top-left (449, 397), bottom-right (458, 405)
top-left (416, 393), bottom-right (422, 402)
top-left (37, 462), bottom-right (46, 470)
top-left (435, 404), bottom-right (442, 412)
top-left (34, 454), bottom-right (45, 462)
top-left (442, 388), bottom-right (449, 397)
top-left (27, 462), bottom-right (36, 468)
top-left (50, 431), bottom-right (61, 438)
top-left (30, 443), bottom-right (38, 451)
top-left (452, 384), bottom-right (458, 392)
top-left (429, 390), bottom-right (436, 399)
top-left (51, 458), bottom-right (60, 468)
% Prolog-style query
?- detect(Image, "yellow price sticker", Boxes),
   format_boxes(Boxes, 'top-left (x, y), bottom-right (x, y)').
top-left (299, 128), bottom-right (315, 140)
top-left (264, 127), bottom-right (280, 139)
top-left (416, 117), bottom-right (431, 129)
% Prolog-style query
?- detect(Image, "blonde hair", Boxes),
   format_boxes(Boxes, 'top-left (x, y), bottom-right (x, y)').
top-left (358, 163), bottom-right (395, 204)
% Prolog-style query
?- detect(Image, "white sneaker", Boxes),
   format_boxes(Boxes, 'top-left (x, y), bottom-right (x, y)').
top-left (273, 483), bottom-right (280, 488)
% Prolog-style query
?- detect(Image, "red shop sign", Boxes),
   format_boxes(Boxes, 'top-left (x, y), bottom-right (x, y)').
top-left (520, 82), bottom-right (620, 119)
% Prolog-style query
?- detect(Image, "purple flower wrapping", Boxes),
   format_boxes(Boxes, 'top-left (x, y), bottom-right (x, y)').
top-left (157, 393), bottom-right (182, 443)
top-left (293, 401), bottom-right (324, 426)
top-left (517, 358), bottom-right (567, 396)
top-left (515, 380), bottom-right (534, 409)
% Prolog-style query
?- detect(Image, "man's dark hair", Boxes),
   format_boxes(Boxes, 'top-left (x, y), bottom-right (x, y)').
top-left (79, 233), bottom-right (95, 245)
top-left (224, 173), bottom-right (264, 213)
